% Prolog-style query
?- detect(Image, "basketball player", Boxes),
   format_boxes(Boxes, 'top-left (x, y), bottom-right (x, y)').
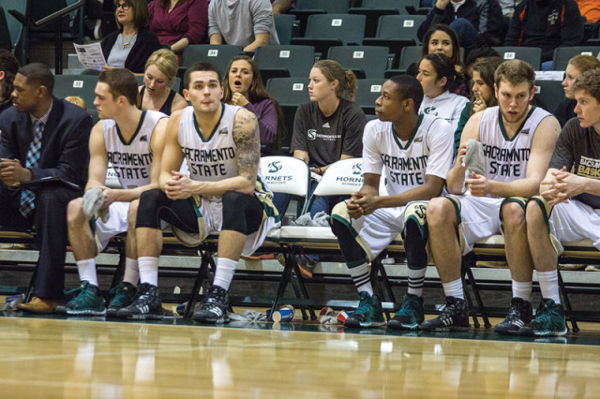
top-left (120, 62), bottom-right (280, 321)
top-left (330, 75), bottom-right (454, 329)
top-left (497, 68), bottom-right (600, 336)
top-left (422, 60), bottom-right (561, 331)
top-left (61, 68), bottom-right (168, 316)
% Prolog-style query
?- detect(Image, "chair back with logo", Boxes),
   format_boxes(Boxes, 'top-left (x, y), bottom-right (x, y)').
top-left (260, 156), bottom-right (311, 197)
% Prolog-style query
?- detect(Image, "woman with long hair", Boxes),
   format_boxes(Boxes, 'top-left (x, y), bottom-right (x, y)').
top-left (138, 49), bottom-right (187, 115)
top-left (554, 54), bottom-right (600, 126)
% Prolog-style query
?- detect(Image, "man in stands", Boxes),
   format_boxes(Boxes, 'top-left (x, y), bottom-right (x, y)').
top-left (330, 75), bottom-right (454, 329)
top-left (422, 60), bottom-right (560, 331)
top-left (128, 62), bottom-right (280, 322)
top-left (60, 68), bottom-right (168, 317)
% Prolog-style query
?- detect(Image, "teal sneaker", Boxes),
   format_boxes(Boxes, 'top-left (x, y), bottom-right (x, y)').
top-left (519, 298), bottom-right (567, 337)
top-left (344, 291), bottom-right (385, 328)
top-left (65, 281), bottom-right (106, 316)
top-left (388, 294), bottom-right (424, 330)
top-left (106, 282), bottom-right (137, 317)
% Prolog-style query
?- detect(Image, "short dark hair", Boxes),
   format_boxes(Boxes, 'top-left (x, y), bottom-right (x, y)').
top-left (464, 47), bottom-right (501, 70)
top-left (422, 53), bottom-right (457, 92)
top-left (98, 68), bottom-right (139, 106)
top-left (183, 62), bottom-right (221, 90)
top-left (388, 74), bottom-right (424, 113)
top-left (0, 49), bottom-right (19, 103)
top-left (494, 59), bottom-right (535, 90)
top-left (18, 62), bottom-right (54, 95)
top-left (572, 67), bottom-right (600, 103)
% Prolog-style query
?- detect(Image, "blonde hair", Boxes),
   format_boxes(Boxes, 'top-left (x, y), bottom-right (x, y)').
top-left (145, 48), bottom-right (179, 82)
top-left (568, 55), bottom-right (600, 75)
top-left (312, 59), bottom-right (357, 101)
top-left (65, 96), bottom-right (87, 110)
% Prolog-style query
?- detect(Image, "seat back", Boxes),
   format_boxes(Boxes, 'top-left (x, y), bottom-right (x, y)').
top-left (254, 45), bottom-right (315, 78)
top-left (2, 0), bottom-right (26, 50)
top-left (295, 0), bottom-right (352, 13)
top-left (397, 45), bottom-right (421, 72)
top-left (53, 74), bottom-right (99, 115)
top-left (180, 44), bottom-right (244, 75)
top-left (354, 78), bottom-right (385, 114)
top-left (492, 46), bottom-right (542, 71)
top-left (552, 46), bottom-right (600, 71)
top-left (376, 14), bottom-right (425, 42)
top-left (266, 77), bottom-right (311, 148)
top-left (313, 158), bottom-right (363, 197)
top-left (534, 80), bottom-right (564, 114)
top-left (274, 14), bottom-right (296, 45)
top-left (304, 14), bottom-right (366, 44)
top-left (260, 156), bottom-right (311, 197)
top-left (327, 45), bottom-right (389, 78)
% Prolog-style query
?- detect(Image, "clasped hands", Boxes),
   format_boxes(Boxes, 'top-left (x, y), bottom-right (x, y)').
top-left (0, 158), bottom-right (32, 187)
top-left (540, 166), bottom-right (583, 206)
top-left (347, 191), bottom-right (379, 219)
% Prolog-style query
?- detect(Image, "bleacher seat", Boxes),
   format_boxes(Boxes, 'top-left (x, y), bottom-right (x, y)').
top-left (289, 0), bottom-right (353, 36)
top-left (53, 74), bottom-right (99, 122)
top-left (348, 0), bottom-right (403, 38)
top-left (327, 45), bottom-right (389, 79)
top-left (354, 78), bottom-right (385, 114)
top-left (179, 44), bottom-right (244, 78)
top-left (534, 80), bottom-right (564, 114)
top-left (363, 14), bottom-right (425, 57)
top-left (492, 46), bottom-right (542, 71)
top-left (552, 46), bottom-right (600, 71)
top-left (274, 14), bottom-right (296, 46)
top-left (254, 45), bottom-right (315, 82)
top-left (266, 77), bottom-right (311, 148)
top-left (395, 45), bottom-right (421, 73)
top-left (291, 14), bottom-right (367, 57)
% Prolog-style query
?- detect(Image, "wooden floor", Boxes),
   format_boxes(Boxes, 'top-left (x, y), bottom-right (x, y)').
top-left (2, 315), bottom-right (600, 398)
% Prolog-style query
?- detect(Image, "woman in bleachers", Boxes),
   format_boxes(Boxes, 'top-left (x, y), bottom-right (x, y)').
top-left (138, 49), bottom-right (187, 115)
top-left (148, 0), bottom-right (208, 64)
top-left (553, 54), bottom-right (600, 126)
top-left (222, 55), bottom-right (283, 154)
top-left (417, 53), bottom-right (471, 136)
top-left (101, 0), bottom-right (162, 73)
top-left (0, 49), bottom-right (18, 115)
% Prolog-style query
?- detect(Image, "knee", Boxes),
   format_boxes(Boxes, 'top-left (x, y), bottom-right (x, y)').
top-left (222, 190), bottom-right (245, 208)
top-left (501, 202), bottom-right (525, 233)
top-left (138, 188), bottom-right (163, 215)
top-left (66, 197), bottom-right (85, 225)
top-left (426, 197), bottom-right (454, 228)
top-left (525, 200), bottom-right (544, 227)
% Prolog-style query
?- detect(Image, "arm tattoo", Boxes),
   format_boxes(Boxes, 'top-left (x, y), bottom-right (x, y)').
top-left (233, 109), bottom-right (260, 182)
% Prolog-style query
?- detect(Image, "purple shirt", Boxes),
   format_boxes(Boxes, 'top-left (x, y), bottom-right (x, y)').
top-left (244, 98), bottom-right (278, 146)
top-left (149, 0), bottom-right (208, 50)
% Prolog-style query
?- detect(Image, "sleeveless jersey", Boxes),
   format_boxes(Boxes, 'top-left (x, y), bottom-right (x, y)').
top-left (103, 110), bottom-right (166, 189)
top-left (479, 106), bottom-right (551, 182)
top-left (362, 115), bottom-right (454, 196)
top-left (419, 91), bottom-right (470, 133)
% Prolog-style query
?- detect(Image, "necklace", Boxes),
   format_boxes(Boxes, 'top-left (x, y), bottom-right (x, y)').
top-left (121, 34), bottom-right (137, 49)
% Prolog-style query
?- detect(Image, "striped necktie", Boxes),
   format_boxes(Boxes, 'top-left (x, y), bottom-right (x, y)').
top-left (19, 120), bottom-right (44, 217)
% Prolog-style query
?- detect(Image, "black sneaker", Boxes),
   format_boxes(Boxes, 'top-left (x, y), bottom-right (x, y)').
top-left (106, 282), bottom-right (137, 317)
top-left (518, 298), bottom-right (567, 337)
top-left (420, 296), bottom-right (470, 331)
top-left (192, 286), bottom-right (230, 324)
top-left (116, 283), bottom-right (163, 320)
top-left (494, 297), bottom-right (533, 335)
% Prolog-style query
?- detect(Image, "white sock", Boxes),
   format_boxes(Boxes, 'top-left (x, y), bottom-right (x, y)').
top-left (442, 279), bottom-right (464, 300)
top-left (77, 259), bottom-right (98, 287)
top-left (348, 263), bottom-right (373, 296)
top-left (537, 270), bottom-right (561, 304)
top-left (512, 280), bottom-right (532, 302)
top-left (407, 267), bottom-right (426, 297)
top-left (213, 258), bottom-right (237, 291)
top-left (138, 257), bottom-right (159, 287)
top-left (122, 257), bottom-right (139, 286)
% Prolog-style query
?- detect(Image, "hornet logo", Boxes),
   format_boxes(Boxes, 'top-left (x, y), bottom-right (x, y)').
top-left (268, 161), bottom-right (282, 173)
top-left (352, 163), bottom-right (362, 175)
top-left (307, 129), bottom-right (317, 141)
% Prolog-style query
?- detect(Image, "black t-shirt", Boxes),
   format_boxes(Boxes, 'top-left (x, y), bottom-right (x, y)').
top-left (290, 98), bottom-right (366, 168)
top-left (553, 98), bottom-right (576, 128)
top-left (549, 118), bottom-right (600, 209)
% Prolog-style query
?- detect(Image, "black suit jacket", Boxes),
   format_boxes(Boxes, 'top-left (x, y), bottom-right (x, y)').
top-left (0, 98), bottom-right (93, 188)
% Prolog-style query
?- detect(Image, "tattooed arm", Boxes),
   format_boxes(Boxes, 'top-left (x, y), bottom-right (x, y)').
top-left (164, 108), bottom-right (259, 200)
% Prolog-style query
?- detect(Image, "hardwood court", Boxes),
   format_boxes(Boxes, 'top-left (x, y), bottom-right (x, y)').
top-left (2, 316), bottom-right (600, 398)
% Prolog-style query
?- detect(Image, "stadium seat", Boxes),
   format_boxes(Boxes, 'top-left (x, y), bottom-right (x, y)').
top-left (53, 74), bottom-right (99, 115)
top-left (552, 46), bottom-right (600, 71)
top-left (266, 77), bottom-right (311, 148)
top-left (291, 14), bottom-right (367, 57)
top-left (492, 46), bottom-right (542, 71)
top-left (289, 0), bottom-right (353, 36)
top-left (179, 44), bottom-right (244, 76)
top-left (260, 156), bottom-right (311, 216)
top-left (363, 14), bottom-right (426, 57)
top-left (395, 45), bottom-right (422, 73)
top-left (348, 0), bottom-right (403, 38)
top-left (254, 45), bottom-right (315, 82)
top-left (354, 78), bottom-right (385, 114)
top-left (327, 46), bottom-right (390, 79)
top-left (274, 14), bottom-right (296, 45)
top-left (304, 157), bottom-right (363, 213)
top-left (534, 80), bottom-right (564, 114)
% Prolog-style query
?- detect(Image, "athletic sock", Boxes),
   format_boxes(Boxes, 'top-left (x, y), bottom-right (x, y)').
top-left (512, 280), bottom-right (532, 302)
top-left (407, 266), bottom-right (426, 297)
top-left (537, 270), bottom-right (561, 304)
top-left (77, 259), bottom-right (98, 287)
top-left (138, 257), bottom-right (159, 287)
top-left (442, 278), bottom-right (464, 300)
top-left (213, 258), bottom-right (237, 291)
top-left (348, 262), bottom-right (373, 296)
top-left (122, 257), bottom-right (139, 287)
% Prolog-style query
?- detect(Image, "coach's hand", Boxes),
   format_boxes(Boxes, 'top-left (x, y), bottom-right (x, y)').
top-left (165, 171), bottom-right (194, 199)
top-left (464, 172), bottom-right (489, 196)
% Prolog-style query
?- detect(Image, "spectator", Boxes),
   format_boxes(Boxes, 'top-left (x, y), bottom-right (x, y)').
top-left (64, 96), bottom-right (87, 110)
top-left (208, 0), bottom-right (279, 52)
top-left (272, 0), bottom-right (293, 14)
top-left (139, 49), bottom-right (188, 115)
top-left (148, 0), bottom-right (208, 63)
top-left (101, 0), bottom-right (162, 73)
top-left (554, 55), bottom-right (600, 126)
top-left (463, 46), bottom-right (501, 78)
top-left (0, 49), bottom-right (19, 115)
top-left (275, 59), bottom-right (366, 278)
top-left (0, 63), bottom-right (92, 314)
top-left (575, 0), bottom-right (600, 22)
top-left (417, 53), bottom-right (471, 135)
top-left (497, 0), bottom-right (519, 17)
top-left (417, 0), bottom-right (504, 54)
top-left (222, 55), bottom-right (284, 153)
top-left (504, 0), bottom-right (584, 70)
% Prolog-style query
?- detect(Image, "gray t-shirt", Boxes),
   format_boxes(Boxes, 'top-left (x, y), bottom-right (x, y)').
top-left (549, 117), bottom-right (600, 209)
top-left (290, 98), bottom-right (366, 168)
top-left (107, 33), bottom-right (137, 68)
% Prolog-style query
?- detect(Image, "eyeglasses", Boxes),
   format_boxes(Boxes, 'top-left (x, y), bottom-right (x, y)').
top-left (114, 2), bottom-right (131, 10)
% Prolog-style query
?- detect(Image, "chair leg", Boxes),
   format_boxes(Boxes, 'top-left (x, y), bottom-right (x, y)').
top-left (184, 250), bottom-right (210, 318)
top-left (370, 258), bottom-right (394, 320)
top-left (269, 249), bottom-right (294, 321)
top-left (461, 263), bottom-right (480, 328)
top-left (291, 252), bottom-right (316, 320)
top-left (465, 264), bottom-right (491, 328)
top-left (290, 277), bottom-right (309, 320)
top-left (558, 269), bottom-right (579, 333)
top-left (110, 238), bottom-right (126, 289)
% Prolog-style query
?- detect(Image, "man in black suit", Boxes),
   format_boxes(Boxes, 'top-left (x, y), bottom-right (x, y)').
top-left (0, 63), bottom-right (93, 313)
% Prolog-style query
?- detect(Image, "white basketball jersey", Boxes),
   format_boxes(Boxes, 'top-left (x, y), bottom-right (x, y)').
top-left (479, 106), bottom-right (551, 182)
top-left (103, 110), bottom-right (166, 189)
top-left (178, 104), bottom-right (240, 182)
top-left (362, 115), bottom-right (454, 196)
top-left (419, 91), bottom-right (470, 133)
